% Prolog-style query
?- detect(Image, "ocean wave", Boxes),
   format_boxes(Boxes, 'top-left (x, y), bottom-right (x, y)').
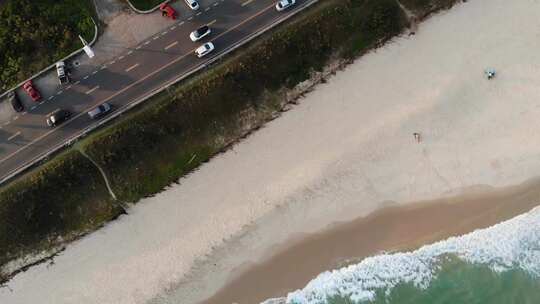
top-left (266, 206), bottom-right (540, 304)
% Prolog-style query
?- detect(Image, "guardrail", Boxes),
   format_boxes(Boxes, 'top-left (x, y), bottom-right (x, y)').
top-left (0, 0), bottom-right (319, 186)
top-left (0, 18), bottom-right (99, 101)
top-left (125, 0), bottom-right (171, 13)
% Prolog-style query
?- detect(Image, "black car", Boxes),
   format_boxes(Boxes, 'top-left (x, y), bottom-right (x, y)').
top-left (46, 109), bottom-right (71, 127)
top-left (7, 91), bottom-right (24, 112)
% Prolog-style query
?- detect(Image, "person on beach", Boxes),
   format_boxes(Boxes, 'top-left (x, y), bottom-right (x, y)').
top-left (413, 132), bottom-right (421, 143)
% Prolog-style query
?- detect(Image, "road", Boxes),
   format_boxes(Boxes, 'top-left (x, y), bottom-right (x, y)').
top-left (0, 0), bottom-right (314, 184)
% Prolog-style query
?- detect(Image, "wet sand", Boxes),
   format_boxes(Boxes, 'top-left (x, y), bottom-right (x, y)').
top-left (201, 179), bottom-right (540, 304)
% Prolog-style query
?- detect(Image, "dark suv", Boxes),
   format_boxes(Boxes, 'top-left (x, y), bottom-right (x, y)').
top-left (7, 91), bottom-right (24, 112)
top-left (46, 109), bottom-right (71, 127)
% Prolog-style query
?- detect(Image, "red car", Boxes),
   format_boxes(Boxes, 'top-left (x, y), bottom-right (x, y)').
top-left (22, 80), bottom-right (41, 102)
top-left (159, 3), bottom-right (177, 20)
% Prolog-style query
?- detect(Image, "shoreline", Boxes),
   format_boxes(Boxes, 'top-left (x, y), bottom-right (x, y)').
top-left (200, 178), bottom-right (540, 304)
top-left (2, 0), bottom-right (540, 303)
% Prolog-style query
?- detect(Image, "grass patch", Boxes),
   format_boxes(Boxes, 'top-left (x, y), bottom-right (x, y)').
top-left (0, 0), bottom-right (97, 92)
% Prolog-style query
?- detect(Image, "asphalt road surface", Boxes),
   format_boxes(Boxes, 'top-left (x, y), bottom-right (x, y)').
top-left (0, 0), bottom-right (314, 184)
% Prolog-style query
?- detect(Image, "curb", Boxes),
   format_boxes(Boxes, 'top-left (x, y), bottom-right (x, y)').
top-left (0, 0), bottom-right (320, 186)
top-left (125, 0), bottom-right (170, 13)
top-left (0, 18), bottom-right (99, 101)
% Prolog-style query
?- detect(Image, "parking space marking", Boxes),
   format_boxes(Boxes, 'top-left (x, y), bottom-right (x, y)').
top-left (85, 85), bottom-right (100, 95)
top-left (242, 0), bottom-right (254, 6)
top-left (161, 31), bottom-right (168, 36)
top-left (125, 63), bottom-right (140, 72)
top-left (165, 41), bottom-right (179, 50)
top-left (208, 19), bottom-right (217, 26)
top-left (8, 131), bottom-right (20, 141)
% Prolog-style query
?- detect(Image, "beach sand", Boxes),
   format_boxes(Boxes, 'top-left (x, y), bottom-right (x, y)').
top-left (2, 0), bottom-right (540, 303)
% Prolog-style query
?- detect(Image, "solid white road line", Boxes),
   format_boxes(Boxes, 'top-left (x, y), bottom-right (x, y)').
top-left (125, 63), bottom-right (140, 72)
top-left (85, 85), bottom-right (100, 94)
top-left (8, 131), bottom-right (20, 141)
top-left (165, 41), bottom-right (179, 50)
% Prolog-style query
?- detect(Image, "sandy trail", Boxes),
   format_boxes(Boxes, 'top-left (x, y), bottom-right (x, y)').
top-left (2, 0), bottom-right (540, 303)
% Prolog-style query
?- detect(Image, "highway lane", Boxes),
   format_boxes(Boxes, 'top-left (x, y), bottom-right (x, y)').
top-left (0, 0), bottom-right (315, 183)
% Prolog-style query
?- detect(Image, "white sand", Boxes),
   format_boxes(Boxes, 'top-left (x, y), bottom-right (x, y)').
top-left (2, 0), bottom-right (540, 303)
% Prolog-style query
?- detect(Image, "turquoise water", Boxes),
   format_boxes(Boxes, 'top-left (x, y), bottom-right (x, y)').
top-left (263, 206), bottom-right (540, 304)
top-left (328, 257), bottom-right (540, 304)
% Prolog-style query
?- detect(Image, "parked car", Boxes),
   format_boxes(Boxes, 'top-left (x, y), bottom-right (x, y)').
top-left (7, 91), bottom-right (24, 112)
top-left (159, 3), bottom-right (177, 19)
top-left (22, 80), bottom-right (41, 102)
top-left (190, 25), bottom-right (211, 42)
top-left (87, 102), bottom-right (112, 119)
top-left (184, 0), bottom-right (200, 10)
top-left (275, 0), bottom-right (296, 11)
top-left (56, 61), bottom-right (69, 85)
top-left (195, 42), bottom-right (215, 58)
top-left (46, 109), bottom-right (71, 127)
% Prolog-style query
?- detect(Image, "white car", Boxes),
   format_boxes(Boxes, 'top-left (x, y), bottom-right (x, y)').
top-left (195, 42), bottom-right (215, 58)
top-left (275, 0), bottom-right (295, 11)
top-left (190, 25), bottom-right (211, 42)
top-left (185, 0), bottom-right (200, 10)
top-left (56, 61), bottom-right (69, 85)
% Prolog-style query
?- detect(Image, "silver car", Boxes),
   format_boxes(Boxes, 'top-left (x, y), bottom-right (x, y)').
top-left (88, 102), bottom-right (112, 119)
top-left (276, 0), bottom-right (295, 11)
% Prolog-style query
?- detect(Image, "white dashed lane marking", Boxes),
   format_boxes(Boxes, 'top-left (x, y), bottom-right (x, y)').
top-left (92, 70), bottom-right (98, 75)
top-left (125, 63), bottom-right (140, 72)
top-left (85, 85), bottom-right (100, 95)
top-left (8, 131), bottom-right (20, 141)
top-left (48, 96), bottom-right (54, 101)
top-left (31, 106), bottom-right (37, 110)
top-left (74, 80), bottom-right (80, 85)
top-left (119, 55), bottom-right (125, 60)
top-left (56, 90), bottom-right (63, 95)
top-left (12, 116), bottom-right (18, 121)
top-left (144, 41), bottom-right (150, 45)
top-left (242, 0), bottom-right (254, 6)
top-left (179, 21), bottom-right (185, 26)
top-left (196, 12), bottom-right (202, 16)
top-left (208, 19), bottom-right (217, 26)
top-left (205, 7), bottom-right (211, 11)
top-left (165, 41), bottom-right (178, 50)
top-left (213, 2), bottom-right (219, 6)
top-left (127, 50), bottom-right (133, 55)
top-left (83, 75), bottom-right (90, 80)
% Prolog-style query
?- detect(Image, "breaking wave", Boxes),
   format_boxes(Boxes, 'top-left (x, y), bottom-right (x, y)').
top-left (263, 206), bottom-right (540, 304)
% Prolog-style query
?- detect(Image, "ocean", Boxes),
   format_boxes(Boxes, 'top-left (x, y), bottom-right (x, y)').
top-left (264, 206), bottom-right (540, 304)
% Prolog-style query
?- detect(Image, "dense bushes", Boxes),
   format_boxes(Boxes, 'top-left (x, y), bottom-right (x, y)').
top-left (0, 150), bottom-right (121, 270)
top-left (0, 0), bottom-right (96, 91)
top-left (400, 0), bottom-right (460, 17)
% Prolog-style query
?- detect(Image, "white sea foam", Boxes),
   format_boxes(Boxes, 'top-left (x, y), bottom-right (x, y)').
top-left (279, 206), bottom-right (540, 304)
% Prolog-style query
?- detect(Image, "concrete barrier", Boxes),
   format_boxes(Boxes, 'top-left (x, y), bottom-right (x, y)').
top-left (125, 0), bottom-right (171, 14)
